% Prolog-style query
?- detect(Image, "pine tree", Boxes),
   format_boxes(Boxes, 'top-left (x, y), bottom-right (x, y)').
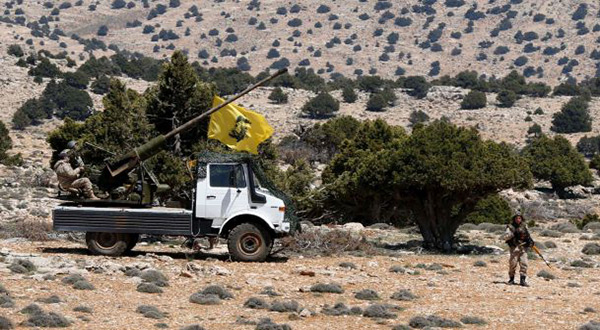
top-left (146, 51), bottom-right (215, 153)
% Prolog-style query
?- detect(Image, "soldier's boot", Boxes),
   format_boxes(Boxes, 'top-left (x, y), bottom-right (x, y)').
top-left (520, 275), bottom-right (529, 287)
top-left (508, 276), bottom-right (515, 285)
top-left (87, 193), bottom-right (100, 200)
top-left (84, 190), bottom-right (100, 200)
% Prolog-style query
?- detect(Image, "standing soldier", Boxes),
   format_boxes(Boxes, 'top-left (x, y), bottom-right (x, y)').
top-left (54, 149), bottom-right (99, 200)
top-left (502, 214), bottom-right (534, 286)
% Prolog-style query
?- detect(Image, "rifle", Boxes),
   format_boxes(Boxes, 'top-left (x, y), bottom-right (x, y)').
top-left (531, 244), bottom-right (551, 268)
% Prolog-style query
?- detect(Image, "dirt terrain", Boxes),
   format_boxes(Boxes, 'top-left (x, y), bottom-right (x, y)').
top-left (1, 225), bottom-right (599, 330)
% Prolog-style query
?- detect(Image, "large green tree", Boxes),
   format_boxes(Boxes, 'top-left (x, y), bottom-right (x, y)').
top-left (146, 51), bottom-right (215, 154)
top-left (522, 135), bottom-right (593, 193)
top-left (48, 79), bottom-right (154, 166)
top-left (323, 120), bottom-right (532, 250)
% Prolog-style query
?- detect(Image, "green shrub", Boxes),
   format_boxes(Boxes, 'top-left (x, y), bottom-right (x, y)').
top-left (590, 154), bottom-right (600, 170)
top-left (465, 194), bottom-right (512, 224)
top-left (0, 121), bottom-right (22, 165)
top-left (534, 107), bottom-right (544, 115)
top-left (527, 123), bottom-right (542, 137)
top-left (496, 89), bottom-right (516, 107)
top-left (577, 135), bottom-right (600, 157)
top-left (28, 58), bottom-right (61, 78)
top-left (267, 87), bottom-right (288, 104)
top-left (403, 76), bottom-right (430, 99)
top-left (571, 213), bottom-right (600, 230)
top-left (551, 96), bottom-right (592, 133)
top-left (63, 71), bottom-right (90, 89)
top-left (409, 110), bottom-right (429, 127)
top-left (77, 56), bottom-right (120, 78)
top-left (461, 90), bottom-right (487, 109)
top-left (301, 92), bottom-right (339, 118)
top-left (7, 44), bottom-right (24, 57)
top-left (357, 75), bottom-right (384, 93)
top-left (366, 93), bottom-right (387, 112)
top-left (342, 86), bottom-right (357, 103)
top-left (12, 98), bottom-right (47, 129)
top-left (523, 135), bottom-right (592, 193)
top-left (90, 75), bottom-right (111, 94)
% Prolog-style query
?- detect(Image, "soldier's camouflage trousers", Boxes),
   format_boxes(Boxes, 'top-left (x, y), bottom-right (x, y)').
top-left (67, 178), bottom-right (94, 198)
top-left (509, 246), bottom-right (528, 277)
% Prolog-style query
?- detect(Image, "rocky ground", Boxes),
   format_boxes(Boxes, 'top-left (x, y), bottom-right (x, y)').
top-left (0, 222), bottom-right (599, 330)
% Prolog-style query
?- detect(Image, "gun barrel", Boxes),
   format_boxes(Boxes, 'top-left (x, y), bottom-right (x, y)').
top-left (164, 68), bottom-right (288, 139)
top-left (106, 68), bottom-right (288, 177)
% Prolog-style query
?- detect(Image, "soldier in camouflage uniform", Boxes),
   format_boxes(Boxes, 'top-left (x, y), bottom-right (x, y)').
top-left (502, 214), bottom-right (534, 286)
top-left (54, 149), bottom-right (99, 200)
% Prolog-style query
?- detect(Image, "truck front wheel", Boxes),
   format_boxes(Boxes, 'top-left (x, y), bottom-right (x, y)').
top-left (227, 223), bottom-right (272, 262)
top-left (86, 232), bottom-right (128, 256)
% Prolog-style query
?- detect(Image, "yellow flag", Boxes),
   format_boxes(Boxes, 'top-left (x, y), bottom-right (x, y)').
top-left (208, 96), bottom-right (274, 154)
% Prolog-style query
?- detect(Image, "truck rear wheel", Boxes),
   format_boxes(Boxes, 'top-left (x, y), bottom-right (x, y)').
top-left (227, 223), bottom-right (272, 262)
top-left (86, 232), bottom-right (128, 256)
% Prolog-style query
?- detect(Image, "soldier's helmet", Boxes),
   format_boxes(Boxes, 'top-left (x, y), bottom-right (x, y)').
top-left (58, 149), bottom-right (70, 159)
top-left (66, 140), bottom-right (77, 149)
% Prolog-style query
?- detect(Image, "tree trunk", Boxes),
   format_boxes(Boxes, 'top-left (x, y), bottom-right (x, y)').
top-left (412, 191), bottom-right (456, 251)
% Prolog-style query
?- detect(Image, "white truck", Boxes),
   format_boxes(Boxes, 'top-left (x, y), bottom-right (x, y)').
top-left (53, 158), bottom-right (291, 262)
top-left (52, 69), bottom-right (293, 262)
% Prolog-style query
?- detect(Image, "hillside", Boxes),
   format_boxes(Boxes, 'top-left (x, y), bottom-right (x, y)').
top-left (1, 0), bottom-right (600, 84)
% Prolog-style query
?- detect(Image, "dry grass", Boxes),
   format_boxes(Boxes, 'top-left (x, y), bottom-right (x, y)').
top-left (0, 218), bottom-right (52, 241)
top-left (281, 229), bottom-right (374, 256)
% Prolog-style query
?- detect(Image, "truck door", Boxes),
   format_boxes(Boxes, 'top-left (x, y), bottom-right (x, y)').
top-left (204, 164), bottom-right (248, 223)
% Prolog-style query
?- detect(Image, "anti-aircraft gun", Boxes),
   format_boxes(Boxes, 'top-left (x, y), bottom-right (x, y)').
top-left (53, 69), bottom-right (294, 262)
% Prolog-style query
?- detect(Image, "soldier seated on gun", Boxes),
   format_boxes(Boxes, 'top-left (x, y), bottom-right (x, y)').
top-left (54, 149), bottom-right (99, 200)
top-left (501, 214), bottom-right (534, 287)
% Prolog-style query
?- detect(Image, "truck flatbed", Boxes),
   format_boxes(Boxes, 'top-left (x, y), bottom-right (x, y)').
top-left (53, 205), bottom-right (193, 236)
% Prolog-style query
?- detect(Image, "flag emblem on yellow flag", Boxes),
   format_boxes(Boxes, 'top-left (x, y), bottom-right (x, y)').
top-left (208, 96), bottom-right (274, 154)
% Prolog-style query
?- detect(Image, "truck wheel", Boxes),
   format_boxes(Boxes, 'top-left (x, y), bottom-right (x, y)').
top-left (125, 234), bottom-right (139, 252)
top-left (227, 223), bottom-right (272, 262)
top-left (86, 232), bottom-right (128, 256)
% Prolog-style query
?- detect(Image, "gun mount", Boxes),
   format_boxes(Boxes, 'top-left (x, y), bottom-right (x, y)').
top-left (95, 68), bottom-right (288, 205)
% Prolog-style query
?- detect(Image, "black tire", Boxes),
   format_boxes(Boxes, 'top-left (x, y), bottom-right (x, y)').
top-left (86, 232), bottom-right (128, 256)
top-left (227, 223), bottom-right (272, 262)
top-left (125, 234), bottom-right (139, 252)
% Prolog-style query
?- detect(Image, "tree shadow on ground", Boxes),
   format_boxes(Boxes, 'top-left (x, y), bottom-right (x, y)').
top-left (40, 247), bottom-right (288, 263)
top-left (376, 240), bottom-right (501, 255)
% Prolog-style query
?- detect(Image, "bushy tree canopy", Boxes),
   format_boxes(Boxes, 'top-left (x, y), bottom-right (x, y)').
top-left (409, 110), bottom-right (430, 127)
top-left (403, 76), bottom-right (430, 99)
top-left (551, 96), bottom-right (592, 133)
top-left (461, 90), bottom-right (487, 109)
top-left (268, 87), bottom-right (288, 104)
top-left (322, 120), bottom-right (532, 250)
top-left (523, 135), bottom-right (592, 193)
top-left (496, 89), bottom-right (516, 108)
top-left (301, 92), bottom-right (339, 118)
top-left (341, 86), bottom-right (357, 103)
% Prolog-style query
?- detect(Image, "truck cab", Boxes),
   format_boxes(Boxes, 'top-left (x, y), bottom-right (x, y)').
top-left (53, 156), bottom-right (292, 262)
